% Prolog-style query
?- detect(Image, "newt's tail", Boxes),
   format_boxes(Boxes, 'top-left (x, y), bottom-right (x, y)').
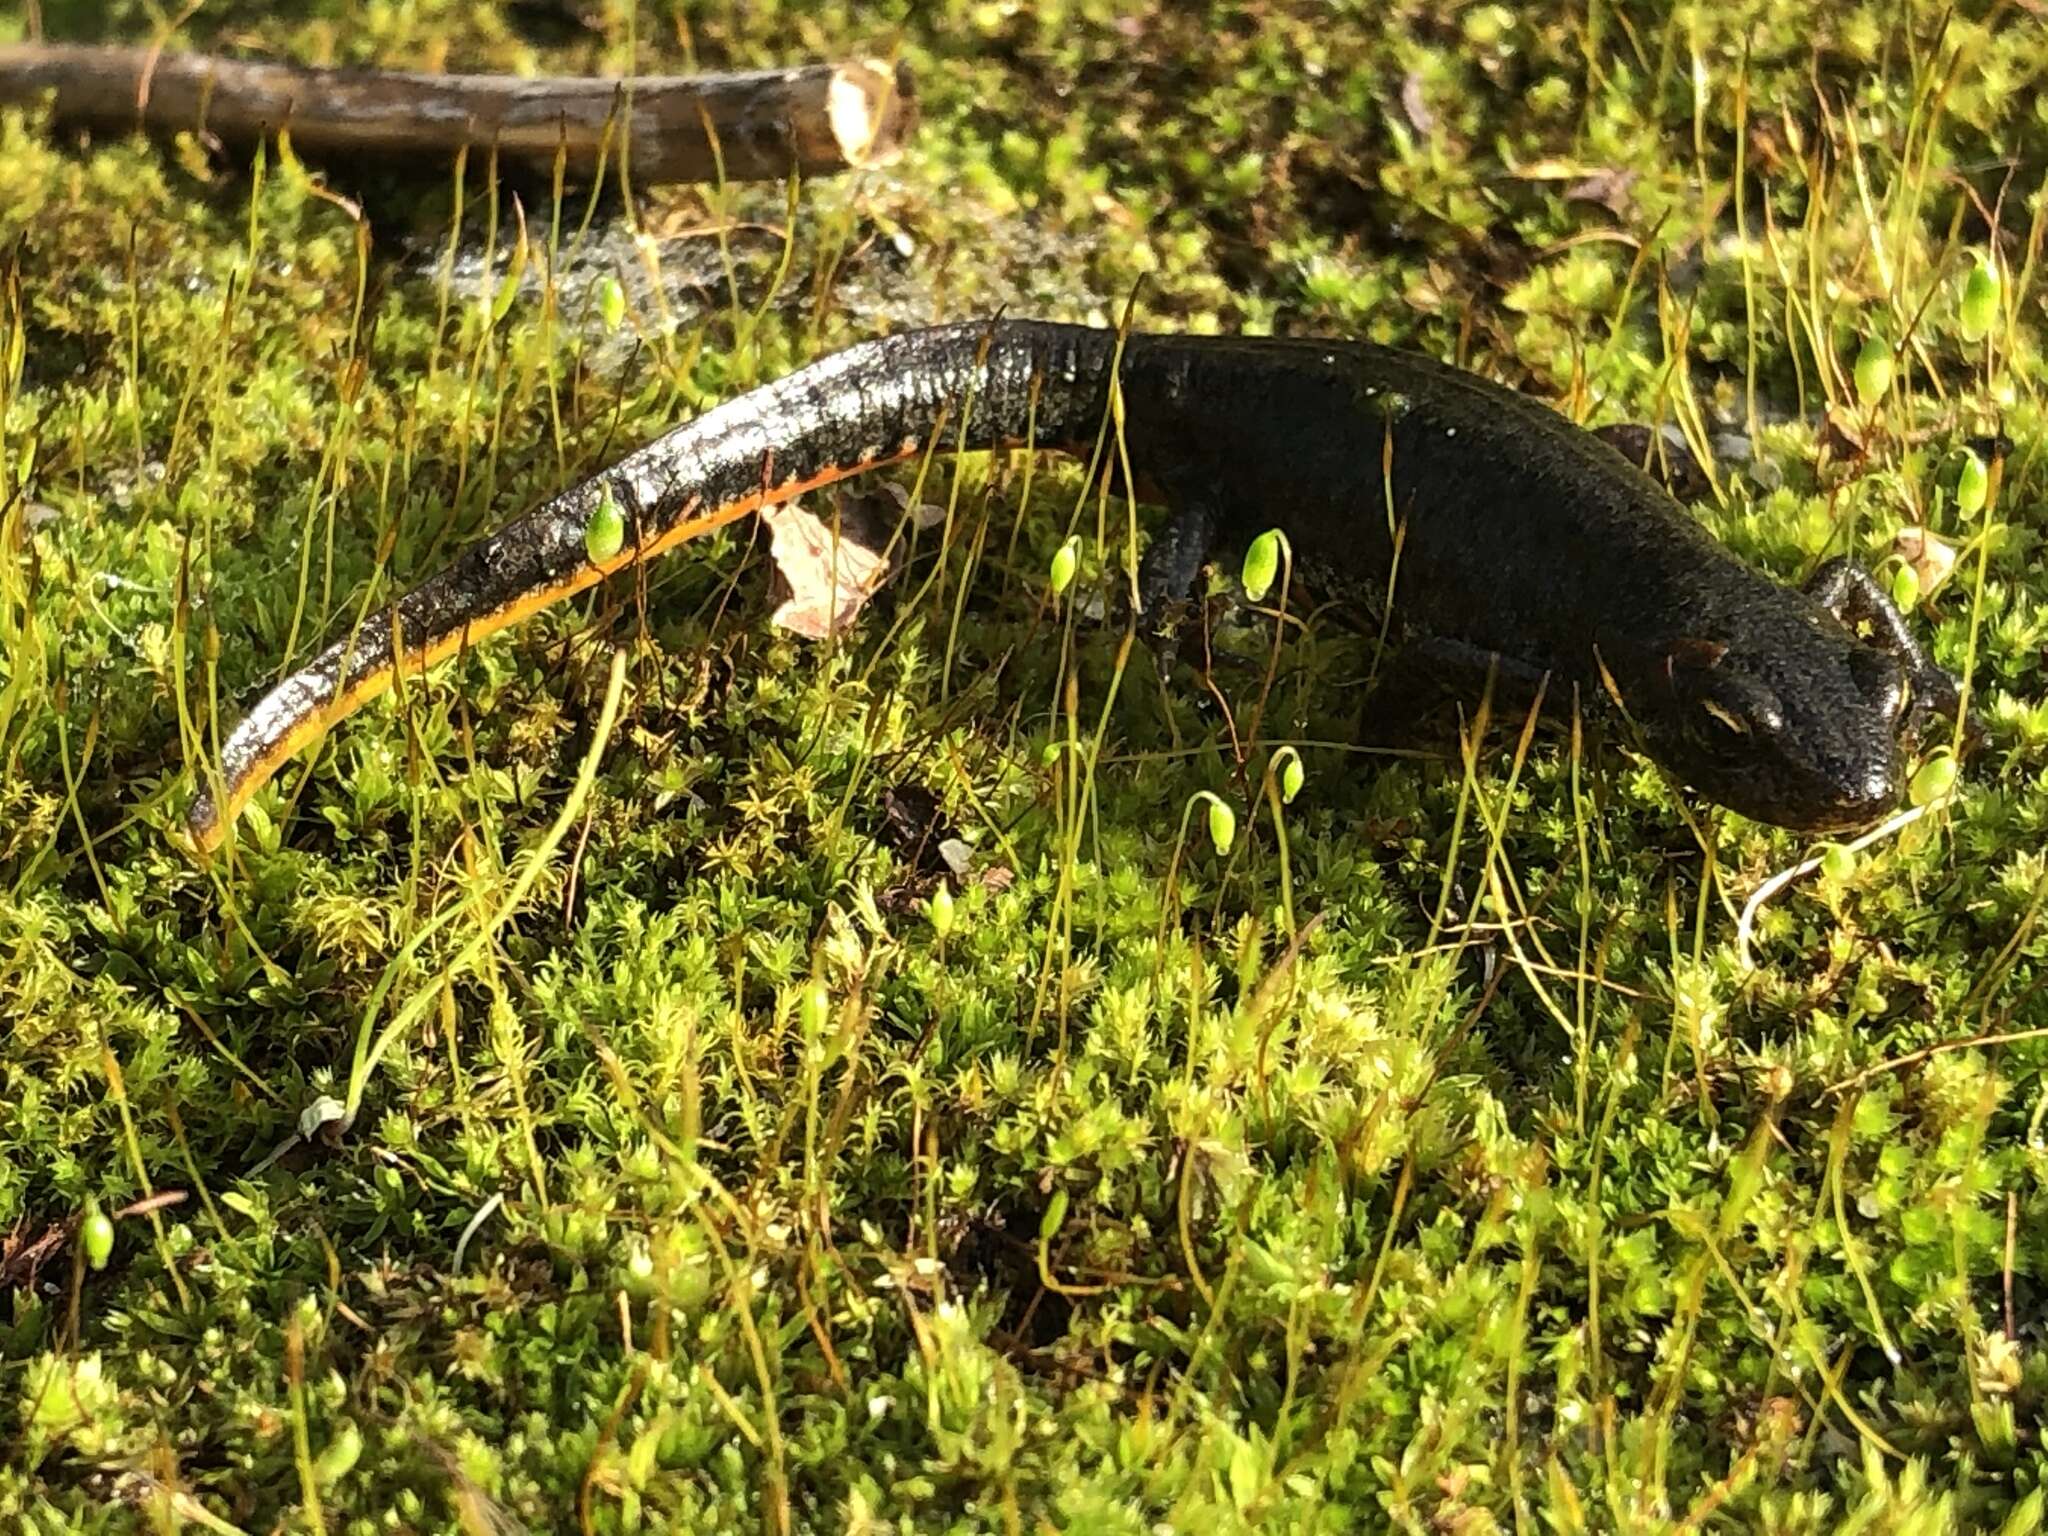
top-left (185, 320), bottom-right (1123, 853)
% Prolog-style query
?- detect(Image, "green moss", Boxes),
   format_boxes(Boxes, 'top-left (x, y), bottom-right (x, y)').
top-left (2, 0), bottom-right (2047, 1531)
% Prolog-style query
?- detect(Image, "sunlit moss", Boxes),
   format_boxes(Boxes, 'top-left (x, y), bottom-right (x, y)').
top-left (2, 0), bottom-right (2045, 1530)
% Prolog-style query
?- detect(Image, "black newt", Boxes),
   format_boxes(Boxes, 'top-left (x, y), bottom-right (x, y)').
top-left (185, 320), bottom-right (1967, 851)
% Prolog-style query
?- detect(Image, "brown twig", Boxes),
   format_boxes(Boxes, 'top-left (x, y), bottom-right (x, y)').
top-left (2005, 1189), bottom-right (2019, 1343)
top-left (0, 43), bottom-right (918, 183)
top-left (1825, 1022), bottom-right (2048, 1097)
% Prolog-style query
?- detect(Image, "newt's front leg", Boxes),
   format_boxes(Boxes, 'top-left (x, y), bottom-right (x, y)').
top-left (1135, 500), bottom-right (1219, 636)
top-left (1804, 557), bottom-right (1971, 743)
top-left (1132, 498), bottom-right (1222, 693)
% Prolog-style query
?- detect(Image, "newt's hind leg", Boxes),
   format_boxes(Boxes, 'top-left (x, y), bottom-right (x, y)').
top-left (1805, 557), bottom-right (1973, 743)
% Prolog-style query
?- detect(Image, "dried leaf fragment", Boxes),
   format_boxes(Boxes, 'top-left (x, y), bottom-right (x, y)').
top-left (764, 493), bottom-right (893, 639)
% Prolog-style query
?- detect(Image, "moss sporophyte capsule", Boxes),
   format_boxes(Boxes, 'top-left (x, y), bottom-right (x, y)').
top-left (585, 489), bottom-right (627, 563)
top-left (1960, 257), bottom-right (1999, 344)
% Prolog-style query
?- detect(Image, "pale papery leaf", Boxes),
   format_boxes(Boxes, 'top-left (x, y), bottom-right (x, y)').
top-left (1893, 525), bottom-right (1958, 597)
top-left (765, 495), bottom-right (894, 639)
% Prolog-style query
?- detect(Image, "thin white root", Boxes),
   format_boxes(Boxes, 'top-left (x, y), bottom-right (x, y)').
top-left (1735, 798), bottom-right (1945, 971)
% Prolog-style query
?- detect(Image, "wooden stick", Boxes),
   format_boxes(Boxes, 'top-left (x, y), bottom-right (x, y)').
top-left (0, 43), bottom-right (918, 183)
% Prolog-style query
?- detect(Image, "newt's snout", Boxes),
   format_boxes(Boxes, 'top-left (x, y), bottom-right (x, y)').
top-left (1804, 748), bottom-right (1906, 835)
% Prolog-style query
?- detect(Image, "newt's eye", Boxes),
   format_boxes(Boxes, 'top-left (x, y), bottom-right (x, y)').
top-left (1670, 643), bottom-right (1787, 745)
top-left (1700, 699), bottom-right (1747, 734)
top-left (1685, 673), bottom-right (1785, 743)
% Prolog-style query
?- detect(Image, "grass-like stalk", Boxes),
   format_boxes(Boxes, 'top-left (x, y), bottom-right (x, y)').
top-left (343, 646), bottom-right (629, 1125)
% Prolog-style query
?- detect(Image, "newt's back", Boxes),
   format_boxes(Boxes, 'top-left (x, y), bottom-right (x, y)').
top-left (1109, 331), bottom-right (1761, 685)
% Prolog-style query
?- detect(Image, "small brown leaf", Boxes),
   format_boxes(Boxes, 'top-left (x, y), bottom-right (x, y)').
top-left (1564, 166), bottom-right (1637, 214)
top-left (764, 492), bottom-right (893, 640)
top-left (1819, 405), bottom-right (1867, 461)
top-left (1893, 525), bottom-right (1958, 597)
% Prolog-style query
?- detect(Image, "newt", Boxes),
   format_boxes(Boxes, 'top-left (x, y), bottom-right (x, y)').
top-left (184, 319), bottom-right (1968, 852)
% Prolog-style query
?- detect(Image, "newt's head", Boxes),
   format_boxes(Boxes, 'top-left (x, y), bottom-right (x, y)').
top-left (1633, 606), bottom-right (1916, 834)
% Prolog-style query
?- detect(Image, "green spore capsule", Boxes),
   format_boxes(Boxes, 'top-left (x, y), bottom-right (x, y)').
top-left (800, 981), bottom-right (830, 1041)
top-left (1909, 750), bottom-right (1958, 807)
top-left (1960, 256), bottom-right (2000, 344)
top-left (1049, 535), bottom-right (1081, 595)
top-left (81, 1200), bottom-right (113, 1271)
top-left (1039, 1187), bottom-right (1070, 1242)
top-left (585, 488), bottom-right (626, 564)
top-left (1206, 795), bottom-right (1237, 855)
top-left (1853, 335), bottom-right (1893, 407)
top-left (315, 1421), bottom-right (364, 1488)
top-left (596, 274), bottom-right (627, 333)
top-left (1242, 529), bottom-right (1283, 602)
top-left (1957, 451), bottom-right (1988, 518)
top-left (1890, 562), bottom-right (1920, 612)
top-left (1278, 749), bottom-right (1305, 804)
